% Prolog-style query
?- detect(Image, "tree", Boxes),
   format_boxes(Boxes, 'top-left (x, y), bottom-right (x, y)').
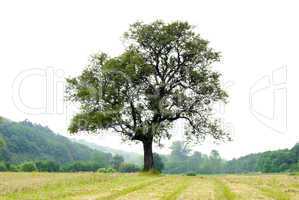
top-left (35, 160), bottom-right (60, 172)
top-left (0, 138), bottom-right (5, 161)
top-left (0, 138), bottom-right (5, 150)
top-left (21, 162), bottom-right (37, 172)
top-left (119, 163), bottom-right (140, 173)
top-left (111, 154), bottom-right (124, 170)
top-left (66, 20), bottom-right (229, 171)
top-left (0, 162), bottom-right (7, 171)
top-left (209, 150), bottom-right (223, 173)
top-left (169, 141), bottom-right (190, 162)
top-left (153, 153), bottom-right (164, 172)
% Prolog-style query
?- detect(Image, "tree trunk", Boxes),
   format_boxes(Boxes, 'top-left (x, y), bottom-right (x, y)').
top-left (143, 139), bottom-right (154, 171)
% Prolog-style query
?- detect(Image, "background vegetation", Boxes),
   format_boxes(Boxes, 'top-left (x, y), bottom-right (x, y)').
top-left (0, 118), bottom-right (298, 174)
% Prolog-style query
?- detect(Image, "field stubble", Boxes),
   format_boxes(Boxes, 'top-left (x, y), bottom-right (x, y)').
top-left (0, 173), bottom-right (298, 200)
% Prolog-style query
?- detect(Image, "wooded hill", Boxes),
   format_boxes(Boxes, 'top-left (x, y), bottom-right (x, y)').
top-left (0, 118), bottom-right (110, 164)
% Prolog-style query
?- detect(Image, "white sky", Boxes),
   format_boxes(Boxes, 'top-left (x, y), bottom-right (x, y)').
top-left (0, 0), bottom-right (298, 159)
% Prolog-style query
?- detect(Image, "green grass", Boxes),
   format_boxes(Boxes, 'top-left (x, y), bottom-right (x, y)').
top-left (0, 172), bottom-right (298, 200)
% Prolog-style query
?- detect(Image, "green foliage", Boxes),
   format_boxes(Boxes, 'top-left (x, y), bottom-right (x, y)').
top-left (0, 119), bottom-right (111, 165)
top-left (0, 161), bottom-right (7, 171)
top-left (0, 137), bottom-right (5, 161)
top-left (6, 163), bottom-right (19, 172)
top-left (20, 162), bottom-right (37, 172)
top-left (111, 154), bottom-right (124, 170)
top-left (163, 141), bottom-right (299, 174)
top-left (0, 137), bottom-right (5, 149)
top-left (225, 143), bottom-right (299, 173)
top-left (35, 160), bottom-right (60, 172)
top-left (169, 141), bottom-right (190, 162)
top-left (186, 172), bottom-right (196, 176)
top-left (77, 140), bottom-right (143, 166)
top-left (61, 160), bottom-right (108, 172)
top-left (153, 153), bottom-right (164, 172)
top-left (66, 20), bottom-right (229, 170)
top-left (164, 148), bottom-right (225, 174)
top-left (119, 163), bottom-right (140, 173)
top-left (97, 167), bottom-right (116, 173)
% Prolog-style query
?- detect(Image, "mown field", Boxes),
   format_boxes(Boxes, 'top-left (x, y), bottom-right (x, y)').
top-left (0, 173), bottom-right (298, 200)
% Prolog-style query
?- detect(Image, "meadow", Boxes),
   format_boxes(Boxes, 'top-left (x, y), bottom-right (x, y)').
top-left (0, 173), bottom-right (299, 200)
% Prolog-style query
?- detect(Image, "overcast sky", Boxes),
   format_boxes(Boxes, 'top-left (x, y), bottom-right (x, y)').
top-left (0, 0), bottom-right (298, 159)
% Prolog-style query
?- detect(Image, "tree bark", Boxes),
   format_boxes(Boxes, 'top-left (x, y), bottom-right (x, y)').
top-left (143, 138), bottom-right (154, 171)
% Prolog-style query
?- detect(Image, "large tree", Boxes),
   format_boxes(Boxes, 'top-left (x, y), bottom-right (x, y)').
top-left (66, 21), bottom-right (229, 171)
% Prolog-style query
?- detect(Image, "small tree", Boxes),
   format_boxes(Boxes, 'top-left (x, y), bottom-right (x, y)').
top-left (0, 138), bottom-right (5, 162)
top-left (21, 162), bottom-right (37, 172)
top-left (66, 20), bottom-right (230, 171)
top-left (0, 162), bottom-right (7, 171)
top-left (35, 160), bottom-right (60, 172)
top-left (0, 138), bottom-right (5, 150)
top-left (153, 153), bottom-right (164, 172)
top-left (169, 141), bottom-right (190, 162)
top-left (119, 163), bottom-right (140, 173)
top-left (111, 155), bottom-right (124, 170)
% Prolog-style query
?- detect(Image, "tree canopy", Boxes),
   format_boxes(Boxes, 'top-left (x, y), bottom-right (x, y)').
top-left (66, 20), bottom-right (229, 170)
top-left (0, 138), bottom-right (5, 149)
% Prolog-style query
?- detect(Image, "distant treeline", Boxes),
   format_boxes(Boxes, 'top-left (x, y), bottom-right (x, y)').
top-left (0, 159), bottom-right (140, 173)
top-left (0, 118), bottom-right (298, 174)
top-left (161, 141), bottom-right (299, 174)
top-left (225, 143), bottom-right (299, 173)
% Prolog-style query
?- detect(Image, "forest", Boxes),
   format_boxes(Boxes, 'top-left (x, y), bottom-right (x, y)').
top-left (0, 118), bottom-right (298, 174)
top-left (162, 141), bottom-right (299, 174)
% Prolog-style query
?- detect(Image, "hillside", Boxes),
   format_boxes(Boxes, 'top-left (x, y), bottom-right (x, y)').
top-left (0, 119), bottom-right (111, 164)
top-left (225, 143), bottom-right (299, 173)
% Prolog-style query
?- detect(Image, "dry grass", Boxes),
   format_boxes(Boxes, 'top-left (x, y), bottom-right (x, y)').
top-left (0, 172), bottom-right (298, 200)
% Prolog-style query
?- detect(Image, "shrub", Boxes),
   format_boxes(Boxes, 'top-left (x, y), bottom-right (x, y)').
top-left (61, 161), bottom-right (106, 172)
top-left (35, 160), bottom-right (60, 172)
top-left (111, 155), bottom-right (124, 170)
top-left (289, 162), bottom-right (299, 172)
top-left (153, 153), bottom-right (164, 172)
top-left (97, 167), bottom-right (116, 173)
top-left (0, 162), bottom-right (7, 171)
top-left (7, 164), bottom-right (19, 172)
top-left (21, 162), bottom-right (37, 172)
top-left (186, 172), bottom-right (197, 176)
top-left (119, 163), bottom-right (140, 173)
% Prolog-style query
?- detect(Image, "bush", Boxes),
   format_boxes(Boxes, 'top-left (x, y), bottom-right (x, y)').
top-left (61, 161), bottom-right (106, 172)
top-left (35, 160), bottom-right (60, 172)
top-left (21, 162), bottom-right (37, 172)
top-left (119, 163), bottom-right (140, 173)
top-left (186, 172), bottom-right (197, 176)
top-left (7, 164), bottom-right (19, 172)
top-left (0, 162), bottom-right (7, 171)
top-left (289, 162), bottom-right (299, 172)
top-left (111, 155), bottom-right (124, 170)
top-left (153, 153), bottom-right (164, 172)
top-left (97, 167), bottom-right (116, 173)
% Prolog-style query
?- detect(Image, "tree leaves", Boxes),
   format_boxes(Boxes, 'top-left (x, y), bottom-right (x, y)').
top-left (66, 20), bottom-right (229, 144)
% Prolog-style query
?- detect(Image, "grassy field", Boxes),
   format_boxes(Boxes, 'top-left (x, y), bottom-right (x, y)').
top-left (0, 172), bottom-right (298, 200)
